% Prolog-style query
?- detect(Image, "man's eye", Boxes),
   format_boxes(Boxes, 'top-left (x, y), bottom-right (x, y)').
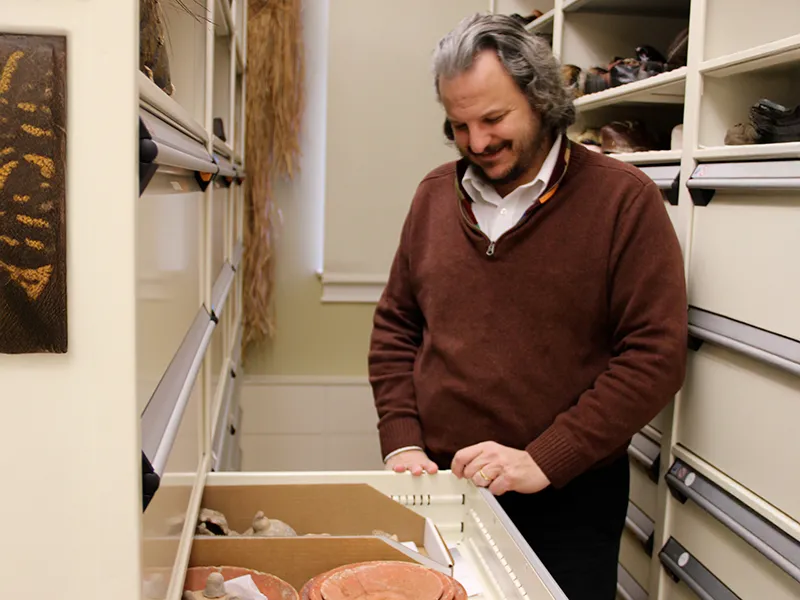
top-left (453, 123), bottom-right (467, 131)
top-left (486, 115), bottom-right (503, 124)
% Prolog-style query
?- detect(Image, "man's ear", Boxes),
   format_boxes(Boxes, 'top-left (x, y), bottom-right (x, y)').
top-left (443, 119), bottom-right (454, 141)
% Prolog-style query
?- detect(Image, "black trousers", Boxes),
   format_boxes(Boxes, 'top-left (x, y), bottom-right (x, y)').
top-left (495, 455), bottom-right (630, 600)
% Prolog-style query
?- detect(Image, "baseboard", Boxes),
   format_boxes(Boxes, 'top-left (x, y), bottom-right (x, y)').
top-left (317, 271), bottom-right (387, 303)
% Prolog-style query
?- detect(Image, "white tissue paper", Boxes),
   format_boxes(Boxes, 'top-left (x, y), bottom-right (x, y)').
top-left (224, 575), bottom-right (269, 600)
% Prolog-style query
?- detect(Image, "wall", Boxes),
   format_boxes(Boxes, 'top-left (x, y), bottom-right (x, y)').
top-left (244, 0), bottom-right (375, 377)
top-left (245, 0), bottom-right (492, 377)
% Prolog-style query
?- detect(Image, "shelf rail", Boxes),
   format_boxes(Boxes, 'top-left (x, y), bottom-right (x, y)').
top-left (688, 307), bottom-right (800, 378)
top-left (666, 459), bottom-right (800, 583)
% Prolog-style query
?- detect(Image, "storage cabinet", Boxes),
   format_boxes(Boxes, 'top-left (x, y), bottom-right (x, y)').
top-left (677, 340), bottom-right (800, 521)
top-left (499, 2), bottom-right (800, 599)
top-left (4, 2), bottom-right (799, 600)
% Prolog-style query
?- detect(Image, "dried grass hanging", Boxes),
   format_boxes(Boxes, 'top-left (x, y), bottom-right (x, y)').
top-left (242, 0), bottom-right (305, 354)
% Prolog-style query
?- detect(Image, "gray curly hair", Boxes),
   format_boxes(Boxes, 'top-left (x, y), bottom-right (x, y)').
top-left (433, 13), bottom-right (575, 138)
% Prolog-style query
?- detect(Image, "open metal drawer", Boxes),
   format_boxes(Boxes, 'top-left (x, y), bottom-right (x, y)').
top-left (152, 470), bottom-right (570, 600)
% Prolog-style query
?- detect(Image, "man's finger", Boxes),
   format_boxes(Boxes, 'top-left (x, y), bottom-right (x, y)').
top-left (452, 443), bottom-right (486, 477)
top-left (488, 472), bottom-right (511, 496)
top-left (463, 455), bottom-right (493, 480)
top-left (424, 460), bottom-right (439, 474)
top-left (410, 463), bottom-right (424, 476)
top-left (393, 464), bottom-right (407, 473)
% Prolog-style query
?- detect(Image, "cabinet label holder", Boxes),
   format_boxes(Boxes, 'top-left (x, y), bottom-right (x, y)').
top-left (687, 160), bottom-right (800, 205)
top-left (659, 537), bottom-right (741, 600)
top-left (687, 307), bottom-right (800, 377)
top-left (666, 459), bottom-right (800, 583)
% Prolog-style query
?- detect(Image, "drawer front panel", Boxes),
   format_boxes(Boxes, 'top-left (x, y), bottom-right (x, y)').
top-left (630, 461), bottom-right (659, 520)
top-left (660, 577), bottom-right (698, 600)
top-left (649, 408), bottom-right (669, 435)
top-left (136, 179), bottom-right (204, 413)
top-left (670, 499), bottom-right (800, 599)
top-left (688, 195), bottom-right (800, 341)
top-left (619, 528), bottom-right (651, 591)
top-left (677, 343), bottom-right (800, 521)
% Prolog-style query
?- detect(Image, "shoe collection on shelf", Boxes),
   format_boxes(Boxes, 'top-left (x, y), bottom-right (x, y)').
top-left (497, 1), bottom-right (800, 600)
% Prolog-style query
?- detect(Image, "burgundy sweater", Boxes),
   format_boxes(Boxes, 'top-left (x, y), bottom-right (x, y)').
top-left (368, 140), bottom-right (688, 489)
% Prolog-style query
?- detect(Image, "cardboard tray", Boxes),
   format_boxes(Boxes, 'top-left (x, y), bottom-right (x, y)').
top-left (196, 482), bottom-right (454, 574)
top-left (189, 536), bottom-right (445, 593)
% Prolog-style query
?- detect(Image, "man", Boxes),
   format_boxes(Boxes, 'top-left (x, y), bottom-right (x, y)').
top-left (367, 13), bottom-right (687, 600)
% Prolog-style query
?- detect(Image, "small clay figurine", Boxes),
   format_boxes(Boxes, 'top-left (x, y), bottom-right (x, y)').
top-left (372, 529), bottom-right (399, 542)
top-left (203, 573), bottom-right (227, 599)
top-left (196, 508), bottom-right (237, 536)
top-left (243, 510), bottom-right (297, 537)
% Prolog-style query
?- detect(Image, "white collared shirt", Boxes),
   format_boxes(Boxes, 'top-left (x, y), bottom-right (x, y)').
top-left (462, 135), bottom-right (562, 242)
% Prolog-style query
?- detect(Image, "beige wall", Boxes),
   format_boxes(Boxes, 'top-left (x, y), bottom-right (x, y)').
top-left (246, 0), bottom-right (490, 376)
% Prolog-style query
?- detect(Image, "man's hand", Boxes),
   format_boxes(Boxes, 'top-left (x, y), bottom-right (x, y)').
top-left (451, 441), bottom-right (550, 495)
top-left (385, 449), bottom-right (439, 476)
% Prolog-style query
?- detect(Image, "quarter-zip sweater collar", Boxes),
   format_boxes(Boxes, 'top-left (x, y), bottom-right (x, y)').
top-left (368, 142), bottom-right (688, 488)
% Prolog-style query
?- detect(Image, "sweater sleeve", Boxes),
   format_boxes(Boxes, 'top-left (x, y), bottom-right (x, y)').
top-left (526, 179), bottom-right (688, 488)
top-left (368, 203), bottom-right (426, 459)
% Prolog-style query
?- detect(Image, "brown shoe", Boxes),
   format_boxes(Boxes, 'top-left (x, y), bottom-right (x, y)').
top-left (600, 121), bottom-right (657, 153)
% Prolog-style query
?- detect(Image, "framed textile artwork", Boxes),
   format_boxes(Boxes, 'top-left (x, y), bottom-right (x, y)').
top-left (0, 33), bottom-right (67, 354)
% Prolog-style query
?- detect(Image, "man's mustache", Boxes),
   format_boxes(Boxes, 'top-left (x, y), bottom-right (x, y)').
top-left (470, 141), bottom-right (511, 156)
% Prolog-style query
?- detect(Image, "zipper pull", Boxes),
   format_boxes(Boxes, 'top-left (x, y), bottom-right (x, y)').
top-left (486, 241), bottom-right (496, 257)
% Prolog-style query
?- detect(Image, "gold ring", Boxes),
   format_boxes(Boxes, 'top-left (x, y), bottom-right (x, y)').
top-left (479, 468), bottom-right (491, 482)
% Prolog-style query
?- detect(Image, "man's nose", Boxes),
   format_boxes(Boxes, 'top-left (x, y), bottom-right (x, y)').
top-left (468, 127), bottom-right (493, 155)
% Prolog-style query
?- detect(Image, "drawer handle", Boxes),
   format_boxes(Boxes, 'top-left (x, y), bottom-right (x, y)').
top-left (139, 109), bottom-right (219, 195)
top-left (625, 502), bottom-right (655, 556)
top-left (659, 537), bottom-right (741, 600)
top-left (617, 563), bottom-right (648, 600)
top-left (686, 159), bottom-right (800, 205)
top-left (210, 263), bottom-right (236, 321)
top-left (666, 459), bottom-right (800, 583)
top-left (688, 307), bottom-right (800, 378)
top-left (141, 307), bottom-right (217, 482)
top-left (628, 432), bottom-right (661, 483)
top-left (637, 165), bottom-right (680, 205)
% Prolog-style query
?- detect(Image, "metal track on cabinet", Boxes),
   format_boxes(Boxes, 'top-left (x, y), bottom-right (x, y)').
top-left (687, 160), bottom-right (800, 205)
top-left (140, 307), bottom-right (216, 494)
top-left (688, 307), bottom-right (800, 377)
top-left (659, 537), bottom-right (741, 600)
top-left (666, 459), bottom-right (800, 583)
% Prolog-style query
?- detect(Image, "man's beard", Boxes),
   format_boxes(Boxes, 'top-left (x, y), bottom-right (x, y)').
top-left (461, 127), bottom-right (545, 187)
